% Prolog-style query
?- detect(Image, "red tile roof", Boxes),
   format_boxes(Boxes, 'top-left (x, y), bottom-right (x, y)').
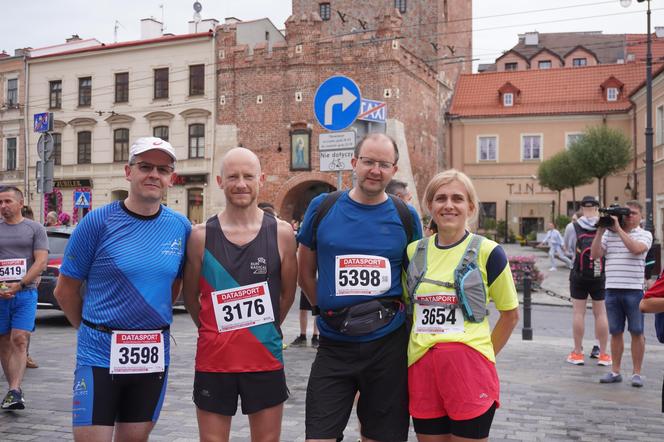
top-left (449, 63), bottom-right (653, 118)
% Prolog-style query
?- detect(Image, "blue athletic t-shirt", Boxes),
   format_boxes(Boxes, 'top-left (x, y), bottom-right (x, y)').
top-left (60, 201), bottom-right (191, 367)
top-left (297, 191), bottom-right (422, 342)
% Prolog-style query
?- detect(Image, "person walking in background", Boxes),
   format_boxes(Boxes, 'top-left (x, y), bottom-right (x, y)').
top-left (563, 196), bottom-right (610, 366)
top-left (45, 211), bottom-right (59, 227)
top-left (538, 222), bottom-right (573, 271)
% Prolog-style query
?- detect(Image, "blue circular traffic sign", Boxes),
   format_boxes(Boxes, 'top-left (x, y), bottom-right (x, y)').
top-left (313, 76), bottom-right (361, 131)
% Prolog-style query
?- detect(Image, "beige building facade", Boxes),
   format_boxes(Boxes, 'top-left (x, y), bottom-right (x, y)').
top-left (25, 32), bottom-right (217, 223)
top-left (448, 63), bottom-right (648, 240)
top-left (0, 53), bottom-right (26, 194)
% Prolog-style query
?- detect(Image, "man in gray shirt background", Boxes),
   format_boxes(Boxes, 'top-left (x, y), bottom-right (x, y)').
top-left (0, 185), bottom-right (48, 410)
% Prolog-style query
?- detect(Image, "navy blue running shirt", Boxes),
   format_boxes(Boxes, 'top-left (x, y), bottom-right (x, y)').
top-left (297, 191), bottom-right (422, 342)
top-left (60, 201), bottom-right (191, 367)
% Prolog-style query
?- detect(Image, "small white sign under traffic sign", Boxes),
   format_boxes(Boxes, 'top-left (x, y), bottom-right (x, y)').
top-left (319, 131), bottom-right (355, 172)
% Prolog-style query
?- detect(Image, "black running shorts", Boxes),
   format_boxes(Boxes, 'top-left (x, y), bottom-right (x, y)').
top-left (413, 402), bottom-right (497, 439)
top-left (299, 291), bottom-right (313, 311)
top-left (72, 366), bottom-right (168, 427)
top-left (570, 277), bottom-right (605, 301)
top-left (305, 324), bottom-right (409, 441)
top-left (193, 369), bottom-right (288, 416)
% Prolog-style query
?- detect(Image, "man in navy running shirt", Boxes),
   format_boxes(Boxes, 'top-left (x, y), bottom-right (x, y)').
top-left (55, 137), bottom-right (190, 442)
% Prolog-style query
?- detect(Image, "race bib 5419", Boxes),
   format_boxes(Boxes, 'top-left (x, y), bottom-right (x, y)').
top-left (335, 255), bottom-right (391, 296)
top-left (0, 259), bottom-right (27, 282)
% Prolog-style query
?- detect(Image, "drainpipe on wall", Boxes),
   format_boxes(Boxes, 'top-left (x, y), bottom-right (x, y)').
top-left (209, 29), bottom-right (217, 220)
top-left (22, 56), bottom-right (30, 205)
top-left (632, 102), bottom-right (638, 198)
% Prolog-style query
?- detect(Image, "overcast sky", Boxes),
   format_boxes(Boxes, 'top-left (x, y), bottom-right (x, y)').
top-left (1, 0), bottom-right (662, 70)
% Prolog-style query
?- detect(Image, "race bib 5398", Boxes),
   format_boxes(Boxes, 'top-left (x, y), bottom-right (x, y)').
top-left (334, 255), bottom-right (391, 296)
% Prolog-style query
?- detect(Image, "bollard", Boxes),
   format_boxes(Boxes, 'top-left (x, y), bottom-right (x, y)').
top-left (522, 268), bottom-right (533, 340)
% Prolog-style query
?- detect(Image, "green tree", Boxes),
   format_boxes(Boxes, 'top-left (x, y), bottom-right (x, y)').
top-left (568, 125), bottom-right (632, 206)
top-left (538, 150), bottom-right (592, 216)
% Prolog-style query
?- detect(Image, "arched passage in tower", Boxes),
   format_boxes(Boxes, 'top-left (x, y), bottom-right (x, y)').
top-left (278, 180), bottom-right (336, 223)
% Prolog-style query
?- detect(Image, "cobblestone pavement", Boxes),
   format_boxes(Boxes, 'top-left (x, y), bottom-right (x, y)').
top-left (2, 246), bottom-right (664, 441)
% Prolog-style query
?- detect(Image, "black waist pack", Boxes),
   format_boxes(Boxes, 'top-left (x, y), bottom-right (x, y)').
top-left (321, 299), bottom-right (401, 336)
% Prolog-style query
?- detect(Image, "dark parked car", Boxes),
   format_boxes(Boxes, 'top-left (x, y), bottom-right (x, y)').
top-left (38, 226), bottom-right (185, 310)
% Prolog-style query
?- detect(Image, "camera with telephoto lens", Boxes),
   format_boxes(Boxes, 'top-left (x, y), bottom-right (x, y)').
top-left (596, 204), bottom-right (631, 228)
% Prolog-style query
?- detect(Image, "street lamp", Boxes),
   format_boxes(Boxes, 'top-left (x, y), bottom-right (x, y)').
top-left (621, 0), bottom-right (654, 235)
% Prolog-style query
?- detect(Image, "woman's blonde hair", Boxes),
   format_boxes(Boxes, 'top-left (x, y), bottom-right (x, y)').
top-left (423, 169), bottom-right (480, 229)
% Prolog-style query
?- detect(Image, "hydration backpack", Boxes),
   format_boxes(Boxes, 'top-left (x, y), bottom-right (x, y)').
top-left (572, 222), bottom-right (604, 280)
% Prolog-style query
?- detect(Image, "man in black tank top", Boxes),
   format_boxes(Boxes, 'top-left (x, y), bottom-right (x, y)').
top-left (182, 147), bottom-right (297, 442)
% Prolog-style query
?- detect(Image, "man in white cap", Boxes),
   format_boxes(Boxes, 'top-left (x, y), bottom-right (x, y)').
top-left (55, 137), bottom-right (191, 441)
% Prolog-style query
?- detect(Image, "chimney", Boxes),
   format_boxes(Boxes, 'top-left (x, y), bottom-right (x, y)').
top-left (66, 34), bottom-right (81, 43)
top-left (14, 48), bottom-right (32, 57)
top-left (524, 31), bottom-right (539, 46)
top-left (141, 18), bottom-right (163, 39)
top-left (224, 17), bottom-right (241, 25)
top-left (656, 26), bottom-right (664, 38)
top-left (188, 18), bottom-right (219, 33)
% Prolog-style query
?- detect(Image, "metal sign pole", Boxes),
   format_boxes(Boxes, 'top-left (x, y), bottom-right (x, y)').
top-left (39, 160), bottom-right (44, 225)
top-left (337, 171), bottom-right (343, 190)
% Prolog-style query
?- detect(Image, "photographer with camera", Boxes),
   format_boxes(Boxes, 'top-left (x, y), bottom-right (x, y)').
top-left (591, 200), bottom-right (652, 387)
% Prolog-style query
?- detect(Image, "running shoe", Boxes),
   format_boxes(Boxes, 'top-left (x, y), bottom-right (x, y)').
top-left (589, 345), bottom-right (600, 359)
top-left (631, 374), bottom-right (644, 388)
top-left (290, 335), bottom-right (307, 347)
top-left (566, 351), bottom-right (584, 365)
top-left (26, 356), bottom-right (38, 369)
top-left (599, 372), bottom-right (622, 383)
top-left (311, 335), bottom-right (319, 349)
top-left (1, 389), bottom-right (25, 410)
top-left (597, 353), bottom-right (611, 366)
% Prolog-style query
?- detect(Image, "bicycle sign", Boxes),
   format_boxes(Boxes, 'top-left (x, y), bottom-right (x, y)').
top-left (319, 131), bottom-right (355, 172)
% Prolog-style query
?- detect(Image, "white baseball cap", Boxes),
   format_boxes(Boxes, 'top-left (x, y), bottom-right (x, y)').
top-left (129, 137), bottom-right (176, 162)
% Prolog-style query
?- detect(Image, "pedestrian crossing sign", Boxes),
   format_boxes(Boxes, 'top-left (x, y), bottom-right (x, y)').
top-left (74, 191), bottom-right (91, 208)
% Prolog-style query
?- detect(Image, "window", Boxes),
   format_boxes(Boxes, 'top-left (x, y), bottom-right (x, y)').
top-left (538, 60), bottom-right (552, 69)
top-left (478, 136), bottom-right (497, 161)
top-left (566, 133), bottom-right (583, 149)
top-left (657, 105), bottom-right (664, 145)
top-left (607, 87), bottom-right (618, 101)
top-left (503, 93), bottom-right (513, 107)
top-left (115, 72), bottom-right (129, 103)
top-left (395, 0), bottom-right (407, 13)
top-left (189, 64), bottom-right (205, 96)
top-left (6, 138), bottom-right (17, 171)
top-left (78, 77), bottom-right (92, 107)
top-left (113, 128), bottom-right (130, 162)
top-left (52, 133), bottom-right (61, 165)
top-left (522, 135), bottom-right (542, 160)
top-left (504, 62), bottom-right (518, 71)
top-left (189, 124), bottom-right (205, 158)
top-left (319, 3), bottom-right (331, 21)
top-left (77, 131), bottom-right (92, 164)
top-left (154, 68), bottom-right (169, 99)
top-left (572, 58), bottom-right (587, 67)
top-left (153, 125), bottom-right (169, 142)
top-left (6, 79), bottom-right (18, 106)
top-left (49, 80), bottom-right (62, 109)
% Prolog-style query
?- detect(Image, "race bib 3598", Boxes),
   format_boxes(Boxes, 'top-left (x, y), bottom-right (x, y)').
top-left (334, 255), bottom-right (391, 296)
top-left (109, 331), bottom-right (165, 374)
